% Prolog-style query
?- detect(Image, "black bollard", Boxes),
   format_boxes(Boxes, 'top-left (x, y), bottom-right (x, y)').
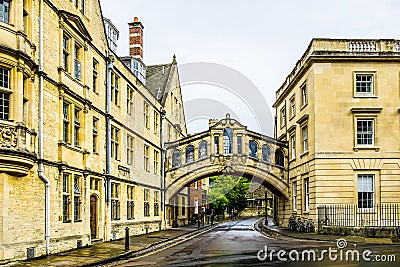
top-left (125, 227), bottom-right (130, 251)
top-left (197, 219), bottom-right (200, 228)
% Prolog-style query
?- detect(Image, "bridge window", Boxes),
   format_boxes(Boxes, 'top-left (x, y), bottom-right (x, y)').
top-left (214, 136), bottom-right (219, 155)
top-left (237, 136), bottom-right (242, 154)
top-left (172, 150), bottom-right (181, 168)
top-left (199, 141), bottom-right (207, 159)
top-left (262, 145), bottom-right (271, 163)
top-left (275, 149), bottom-right (284, 167)
top-left (223, 128), bottom-right (233, 154)
top-left (186, 145), bottom-right (194, 163)
top-left (249, 141), bottom-right (258, 158)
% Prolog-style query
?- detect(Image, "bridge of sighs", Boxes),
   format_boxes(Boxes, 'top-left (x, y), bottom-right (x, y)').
top-left (164, 114), bottom-right (289, 224)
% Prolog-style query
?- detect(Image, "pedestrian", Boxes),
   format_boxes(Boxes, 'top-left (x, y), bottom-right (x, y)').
top-left (210, 208), bottom-right (215, 225)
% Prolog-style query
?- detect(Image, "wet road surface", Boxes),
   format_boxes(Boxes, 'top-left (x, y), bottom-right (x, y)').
top-left (107, 218), bottom-right (400, 266)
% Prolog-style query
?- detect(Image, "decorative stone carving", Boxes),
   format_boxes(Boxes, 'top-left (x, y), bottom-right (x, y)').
top-left (0, 125), bottom-right (18, 148)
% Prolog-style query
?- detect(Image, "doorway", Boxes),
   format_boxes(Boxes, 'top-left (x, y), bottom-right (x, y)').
top-left (90, 195), bottom-right (97, 238)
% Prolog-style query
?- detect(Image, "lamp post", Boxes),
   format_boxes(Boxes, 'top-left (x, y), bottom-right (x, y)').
top-left (160, 109), bottom-right (167, 229)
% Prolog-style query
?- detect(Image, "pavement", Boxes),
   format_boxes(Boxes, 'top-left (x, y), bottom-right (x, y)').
top-left (3, 217), bottom-right (399, 267)
top-left (0, 222), bottom-right (218, 267)
top-left (259, 216), bottom-right (400, 244)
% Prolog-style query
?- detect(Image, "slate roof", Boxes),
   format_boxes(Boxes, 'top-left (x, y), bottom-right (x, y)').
top-left (146, 63), bottom-right (172, 102)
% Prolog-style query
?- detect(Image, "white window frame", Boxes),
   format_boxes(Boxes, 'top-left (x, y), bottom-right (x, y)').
top-left (290, 95), bottom-right (296, 118)
top-left (301, 82), bottom-right (307, 107)
top-left (301, 125), bottom-right (308, 153)
top-left (358, 174), bottom-right (374, 209)
top-left (354, 72), bottom-right (375, 97)
top-left (292, 181), bottom-right (297, 212)
top-left (0, 67), bottom-right (11, 121)
top-left (356, 118), bottom-right (374, 146)
top-left (290, 134), bottom-right (296, 160)
top-left (304, 178), bottom-right (309, 212)
top-left (280, 106), bottom-right (286, 128)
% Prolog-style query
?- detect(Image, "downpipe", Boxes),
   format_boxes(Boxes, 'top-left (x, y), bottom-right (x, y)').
top-left (38, 0), bottom-right (50, 255)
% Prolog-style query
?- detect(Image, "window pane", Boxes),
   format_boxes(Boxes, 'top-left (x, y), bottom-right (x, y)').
top-left (237, 136), bottom-right (242, 154)
top-left (358, 174), bottom-right (374, 208)
top-left (357, 120), bottom-right (373, 145)
top-left (0, 92), bottom-right (10, 120)
top-left (249, 141), bottom-right (257, 158)
top-left (356, 74), bottom-right (373, 94)
top-left (0, 1), bottom-right (10, 24)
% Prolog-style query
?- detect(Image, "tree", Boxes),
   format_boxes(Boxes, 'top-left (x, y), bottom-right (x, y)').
top-left (208, 176), bottom-right (250, 215)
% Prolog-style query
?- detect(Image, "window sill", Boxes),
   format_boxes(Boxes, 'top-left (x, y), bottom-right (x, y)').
top-left (292, 211), bottom-right (297, 214)
top-left (354, 94), bottom-right (377, 98)
top-left (300, 103), bottom-right (308, 111)
top-left (304, 210), bottom-right (310, 214)
top-left (59, 142), bottom-right (85, 154)
top-left (289, 158), bottom-right (296, 163)
top-left (74, 219), bottom-right (82, 223)
top-left (353, 146), bottom-right (380, 152)
top-left (300, 151), bottom-right (309, 158)
top-left (63, 220), bottom-right (72, 223)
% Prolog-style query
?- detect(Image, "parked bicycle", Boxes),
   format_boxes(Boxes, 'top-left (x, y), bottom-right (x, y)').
top-left (288, 216), bottom-right (315, 233)
top-left (304, 218), bottom-right (315, 233)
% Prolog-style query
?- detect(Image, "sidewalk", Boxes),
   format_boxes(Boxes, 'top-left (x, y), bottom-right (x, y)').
top-left (1, 223), bottom-right (216, 267)
top-left (259, 217), bottom-right (398, 244)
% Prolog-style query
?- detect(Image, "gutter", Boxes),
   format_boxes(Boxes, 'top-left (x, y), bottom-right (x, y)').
top-left (105, 55), bottom-right (113, 202)
top-left (38, 0), bottom-right (50, 255)
top-left (160, 109), bottom-right (166, 226)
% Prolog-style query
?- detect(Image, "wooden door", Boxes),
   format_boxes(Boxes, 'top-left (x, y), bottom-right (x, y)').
top-left (90, 195), bottom-right (97, 238)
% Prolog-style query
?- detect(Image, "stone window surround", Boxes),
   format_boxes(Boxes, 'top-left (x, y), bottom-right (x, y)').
top-left (351, 108), bottom-right (382, 152)
top-left (353, 71), bottom-right (377, 98)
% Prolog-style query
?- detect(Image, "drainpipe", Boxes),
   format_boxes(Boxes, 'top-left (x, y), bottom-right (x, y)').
top-left (105, 54), bottom-right (113, 203)
top-left (38, 0), bottom-right (50, 255)
top-left (160, 109), bottom-right (166, 228)
top-left (105, 53), bottom-right (114, 239)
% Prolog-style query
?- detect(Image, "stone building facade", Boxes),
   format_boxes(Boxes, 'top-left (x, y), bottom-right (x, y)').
top-left (0, 0), bottom-right (189, 262)
top-left (273, 39), bottom-right (400, 226)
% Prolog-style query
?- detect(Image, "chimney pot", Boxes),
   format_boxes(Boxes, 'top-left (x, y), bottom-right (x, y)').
top-left (134, 17), bottom-right (139, 22)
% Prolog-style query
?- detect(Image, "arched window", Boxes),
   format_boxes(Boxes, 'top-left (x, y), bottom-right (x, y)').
top-left (262, 145), bottom-right (271, 163)
top-left (199, 141), bottom-right (207, 159)
top-left (223, 128), bottom-right (233, 154)
top-left (249, 141), bottom-right (258, 158)
top-left (186, 145), bottom-right (195, 163)
top-left (172, 150), bottom-right (181, 168)
top-left (275, 149), bottom-right (284, 167)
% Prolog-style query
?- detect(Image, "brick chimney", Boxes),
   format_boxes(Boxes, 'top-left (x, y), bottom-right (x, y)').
top-left (128, 17), bottom-right (144, 60)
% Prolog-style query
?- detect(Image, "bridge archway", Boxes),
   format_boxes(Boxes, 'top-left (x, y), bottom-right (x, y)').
top-left (164, 114), bottom-right (289, 225)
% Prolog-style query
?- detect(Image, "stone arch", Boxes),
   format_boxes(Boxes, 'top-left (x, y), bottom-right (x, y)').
top-left (166, 162), bottom-right (289, 201)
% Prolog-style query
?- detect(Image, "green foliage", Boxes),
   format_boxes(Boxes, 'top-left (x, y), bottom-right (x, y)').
top-left (209, 176), bottom-right (250, 214)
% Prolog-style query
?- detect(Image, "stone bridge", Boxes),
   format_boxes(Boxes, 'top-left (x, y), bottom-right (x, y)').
top-left (164, 114), bottom-right (289, 202)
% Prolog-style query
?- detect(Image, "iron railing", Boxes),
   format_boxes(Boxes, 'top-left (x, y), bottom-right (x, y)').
top-left (318, 203), bottom-right (400, 227)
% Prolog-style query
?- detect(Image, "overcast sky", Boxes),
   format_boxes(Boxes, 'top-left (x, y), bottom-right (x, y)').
top-left (100, 0), bottom-right (400, 135)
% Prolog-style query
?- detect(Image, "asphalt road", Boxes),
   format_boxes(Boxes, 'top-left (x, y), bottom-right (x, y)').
top-left (109, 218), bottom-right (400, 267)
